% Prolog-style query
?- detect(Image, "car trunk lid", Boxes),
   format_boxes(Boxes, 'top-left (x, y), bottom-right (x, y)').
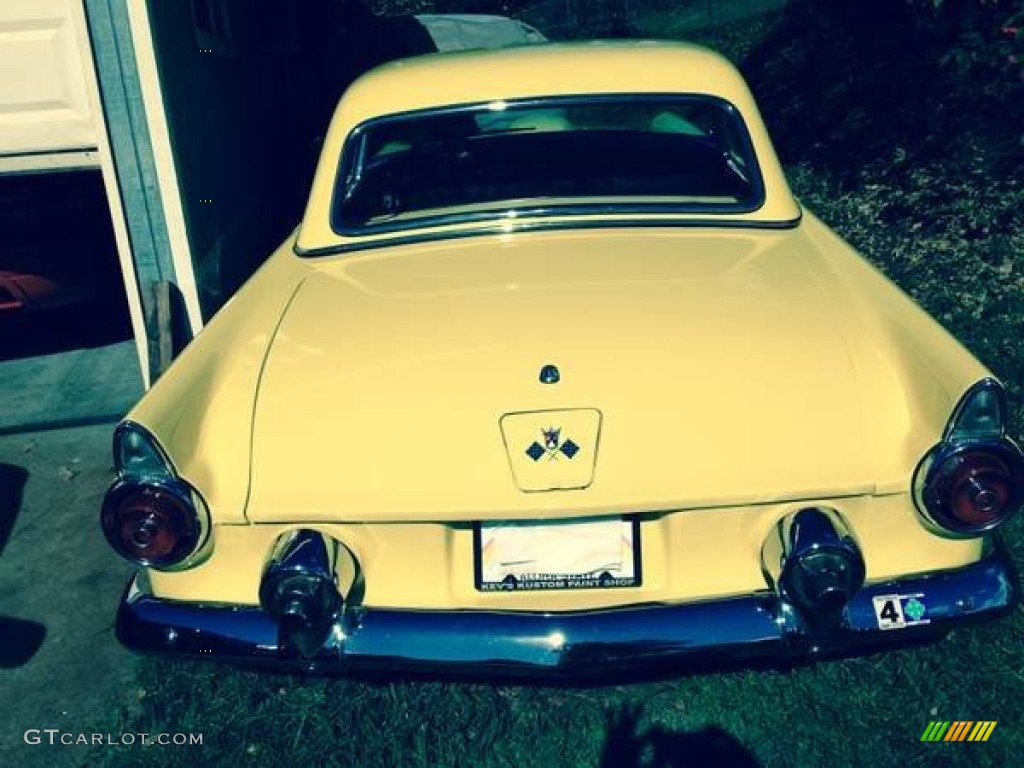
top-left (246, 228), bottom-right (877, 522)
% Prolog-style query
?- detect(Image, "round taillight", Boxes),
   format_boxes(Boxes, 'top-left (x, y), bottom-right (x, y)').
top-left (919, 447), bottom-right (1024, 535)
top-left (101, 481), bottom-right (203, 567)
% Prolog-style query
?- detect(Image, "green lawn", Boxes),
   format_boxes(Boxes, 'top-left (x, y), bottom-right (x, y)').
top-left (93, 602), bottom-right (1023, 767)
top-left (88, 3), bottom-right (1024, 766)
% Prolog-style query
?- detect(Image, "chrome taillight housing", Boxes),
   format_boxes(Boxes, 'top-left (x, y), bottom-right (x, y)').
top-left (100, 422), bottom-right (210, 568)
top-left (913, 379), bottom-right (1024, 537)
top-left (101, 478), bottom-right (206, 567)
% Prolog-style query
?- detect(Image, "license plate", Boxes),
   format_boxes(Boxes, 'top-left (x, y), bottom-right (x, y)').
top-left (474, 517), bottom-right (641, 592)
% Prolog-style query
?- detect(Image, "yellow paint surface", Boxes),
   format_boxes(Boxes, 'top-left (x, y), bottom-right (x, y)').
top-left (126, 42), bottom-right (992, 609)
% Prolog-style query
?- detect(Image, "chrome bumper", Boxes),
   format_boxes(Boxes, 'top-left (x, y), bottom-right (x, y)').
top-left (116, 553), bottom-right (1017, 678)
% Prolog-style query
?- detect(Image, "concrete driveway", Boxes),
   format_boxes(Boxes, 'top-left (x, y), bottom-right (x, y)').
top-left (0, 337), bottom-right (143, 767)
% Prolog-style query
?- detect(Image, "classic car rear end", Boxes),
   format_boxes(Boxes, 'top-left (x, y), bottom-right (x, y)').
top-left (100, 42), bottom-right (1021, 677)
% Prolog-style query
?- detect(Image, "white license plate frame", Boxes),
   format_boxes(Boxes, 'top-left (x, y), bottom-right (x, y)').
top-left (474, 516), bottom-right (641, 592)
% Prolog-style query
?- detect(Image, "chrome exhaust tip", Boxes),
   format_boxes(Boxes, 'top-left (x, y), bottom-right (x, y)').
top-left (259, 529), bottom-right (342, 658)
top-left (761, 507), bottom-right (866, 616)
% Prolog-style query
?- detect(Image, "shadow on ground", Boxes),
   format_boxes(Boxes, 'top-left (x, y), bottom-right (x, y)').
top-left (0, 464), bottom-right (44, 668)
top-left (0, 462), bottom-right (27, 556)
top-left (599, 703), bottom-right (761, 768)
top-left (0, 616), bottom-right (46, 669)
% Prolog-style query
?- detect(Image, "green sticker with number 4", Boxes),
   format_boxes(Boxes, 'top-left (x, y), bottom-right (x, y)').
top-left (872, 594), bottom-right (929, 630)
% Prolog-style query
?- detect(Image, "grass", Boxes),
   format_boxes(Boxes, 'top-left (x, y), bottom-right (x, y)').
top-left (87, 2), bottom-right (1024, 766)
top-left (90, 615), bottom-right (1024, 767)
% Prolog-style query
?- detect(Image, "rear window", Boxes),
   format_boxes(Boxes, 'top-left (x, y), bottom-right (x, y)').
top-left (332, 95), bottom-right (765, 235)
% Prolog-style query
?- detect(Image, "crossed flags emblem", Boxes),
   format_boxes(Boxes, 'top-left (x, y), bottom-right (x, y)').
top-left (525, 427), bottom-right (580, 462)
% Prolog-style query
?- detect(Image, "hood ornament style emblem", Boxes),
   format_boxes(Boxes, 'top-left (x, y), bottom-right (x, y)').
top-left (539, 364), bottom-right (560, 384)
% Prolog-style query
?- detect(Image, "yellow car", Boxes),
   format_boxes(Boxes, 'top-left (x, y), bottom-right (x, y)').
top-left (102, 42), bottom-right (1022, 676)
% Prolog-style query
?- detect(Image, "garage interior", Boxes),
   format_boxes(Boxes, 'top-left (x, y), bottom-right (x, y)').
top-left (0, 171), bottom-right (130, 359)
top-left (0, 169), bottom-right (142, 436)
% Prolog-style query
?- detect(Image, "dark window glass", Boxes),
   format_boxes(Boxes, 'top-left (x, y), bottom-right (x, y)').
top-left (333, 95), bottom-right (764, 235)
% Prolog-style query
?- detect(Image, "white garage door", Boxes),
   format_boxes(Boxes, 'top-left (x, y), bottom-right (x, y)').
top-left (0, 0), bottom-right (98, 158)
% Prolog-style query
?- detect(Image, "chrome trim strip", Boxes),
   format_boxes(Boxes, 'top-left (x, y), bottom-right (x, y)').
top-left (294, 215), bottom-right (803, 258)
top-left (116, 553), bottom-right (1016, 678)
